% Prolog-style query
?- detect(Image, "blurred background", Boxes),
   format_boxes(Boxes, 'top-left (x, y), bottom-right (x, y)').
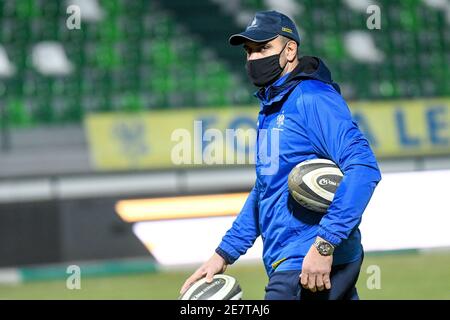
top-left (0, 0), bottom-right (449, 299)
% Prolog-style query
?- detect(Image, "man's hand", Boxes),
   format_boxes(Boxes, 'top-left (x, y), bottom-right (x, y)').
top-left (300, 243), bottom-right (333, 292)
top-left (180, 253), bottom-right (227, 295)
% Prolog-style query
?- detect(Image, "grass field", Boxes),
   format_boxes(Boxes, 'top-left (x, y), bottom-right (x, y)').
top-left (0, 252), bottom-right (449, 299)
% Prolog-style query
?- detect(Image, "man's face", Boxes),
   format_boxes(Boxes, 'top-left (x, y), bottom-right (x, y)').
top-left (243, 36), bottom-right (296, 68)
top-left (243, 37), bottom-right (284, 61)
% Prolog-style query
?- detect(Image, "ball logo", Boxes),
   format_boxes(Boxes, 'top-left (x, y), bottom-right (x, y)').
top-left (318, 177), bottom-right (337, 186)
top-left (192, 279), bottom-right (223, 300)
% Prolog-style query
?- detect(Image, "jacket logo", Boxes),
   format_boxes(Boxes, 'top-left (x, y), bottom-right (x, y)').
top-left (276, 113), bottom-right (285, 128)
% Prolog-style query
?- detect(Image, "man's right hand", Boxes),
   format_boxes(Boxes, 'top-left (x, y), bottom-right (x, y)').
top-left (179, 253), bottom-right (227, 295)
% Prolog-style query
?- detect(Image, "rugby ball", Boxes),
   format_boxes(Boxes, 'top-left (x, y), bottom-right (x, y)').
top-left (179, 274), bottom-right (242, 300)
top-left (288, 158), bottom-right (343, 213)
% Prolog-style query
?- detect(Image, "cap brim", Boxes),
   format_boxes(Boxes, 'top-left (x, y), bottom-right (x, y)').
top-left (228, 30), bottom-right (278, 46)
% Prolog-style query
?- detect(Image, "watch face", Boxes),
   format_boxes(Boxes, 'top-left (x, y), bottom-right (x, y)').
top-left (318, 242), bottom-right (332, 255)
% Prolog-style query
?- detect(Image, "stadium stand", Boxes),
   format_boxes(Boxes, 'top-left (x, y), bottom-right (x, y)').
top-left (1, 0), bottom-right (252, 127)
top-left (0, 0), bottom-right (449, 128)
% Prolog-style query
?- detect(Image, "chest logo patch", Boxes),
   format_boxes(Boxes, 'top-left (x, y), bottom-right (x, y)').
top-left (276, 113), bottom-right (285, 129)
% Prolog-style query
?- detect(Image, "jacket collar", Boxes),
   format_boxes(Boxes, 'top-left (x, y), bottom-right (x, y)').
top-left (255, 56), bottom-right (340, 112)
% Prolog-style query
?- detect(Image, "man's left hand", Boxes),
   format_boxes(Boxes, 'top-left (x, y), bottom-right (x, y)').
top-left (300, 244), bottom-right (333, 292)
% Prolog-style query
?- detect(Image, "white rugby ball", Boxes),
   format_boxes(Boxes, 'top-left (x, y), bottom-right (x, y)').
top-left (179, 274), bottom-right (243, 300)
top-left (288, 158), bottom-right (343, 213)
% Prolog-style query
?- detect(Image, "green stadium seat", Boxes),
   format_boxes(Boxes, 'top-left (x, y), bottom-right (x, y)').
top-left (7, 98), bottom-right (32, 127)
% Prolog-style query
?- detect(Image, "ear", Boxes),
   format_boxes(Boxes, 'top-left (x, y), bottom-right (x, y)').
top-left (286, 41), bottom-right (298, 62)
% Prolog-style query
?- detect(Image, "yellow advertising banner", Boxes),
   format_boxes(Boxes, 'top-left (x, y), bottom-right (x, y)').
top-left (350, 98), bottom-right (450, 158)
top-left (84, 107), bottom-right (258, 170)
top-left (84, 99), bottom-right (450, 170)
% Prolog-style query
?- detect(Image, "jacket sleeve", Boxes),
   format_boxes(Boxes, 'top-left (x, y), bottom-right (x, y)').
top-left (299, 87), bottom-right (382, 247)
top-left (216, 185), bottom-right (260, 264)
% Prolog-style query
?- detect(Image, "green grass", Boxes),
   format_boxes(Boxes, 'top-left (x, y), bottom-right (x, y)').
top-left (0, 252), bottom-right (449, 299)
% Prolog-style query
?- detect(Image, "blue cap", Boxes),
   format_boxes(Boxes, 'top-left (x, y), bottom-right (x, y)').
top-left (229, 11), bottom-right (300, 46)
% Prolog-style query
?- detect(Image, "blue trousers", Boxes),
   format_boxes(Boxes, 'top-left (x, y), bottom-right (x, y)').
top-left (264, 255), bottom-right (364, 300)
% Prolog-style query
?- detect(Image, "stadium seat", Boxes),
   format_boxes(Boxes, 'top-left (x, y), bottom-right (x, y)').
top-left (32, 42), bottom-right (74, 76)
top-left (0, 44), bottom-right (15, 77)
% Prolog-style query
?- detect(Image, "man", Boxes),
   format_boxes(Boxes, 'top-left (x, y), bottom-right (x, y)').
top-left (180, 11), bottom-right (381, 300)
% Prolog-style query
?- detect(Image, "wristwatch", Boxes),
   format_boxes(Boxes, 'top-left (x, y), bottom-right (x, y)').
top-left (314, 238), bottom-right (335, 256)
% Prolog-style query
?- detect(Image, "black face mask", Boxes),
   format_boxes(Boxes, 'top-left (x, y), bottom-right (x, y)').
top-left (246, 43), bottom-right (288, 87)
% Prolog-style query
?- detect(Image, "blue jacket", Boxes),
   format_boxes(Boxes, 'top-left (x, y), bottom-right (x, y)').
top-left (216, 56), bottom-right (382, 276)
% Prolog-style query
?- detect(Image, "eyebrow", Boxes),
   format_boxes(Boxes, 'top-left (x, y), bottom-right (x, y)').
top-left (243, 42), bottom-right (271, 51)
